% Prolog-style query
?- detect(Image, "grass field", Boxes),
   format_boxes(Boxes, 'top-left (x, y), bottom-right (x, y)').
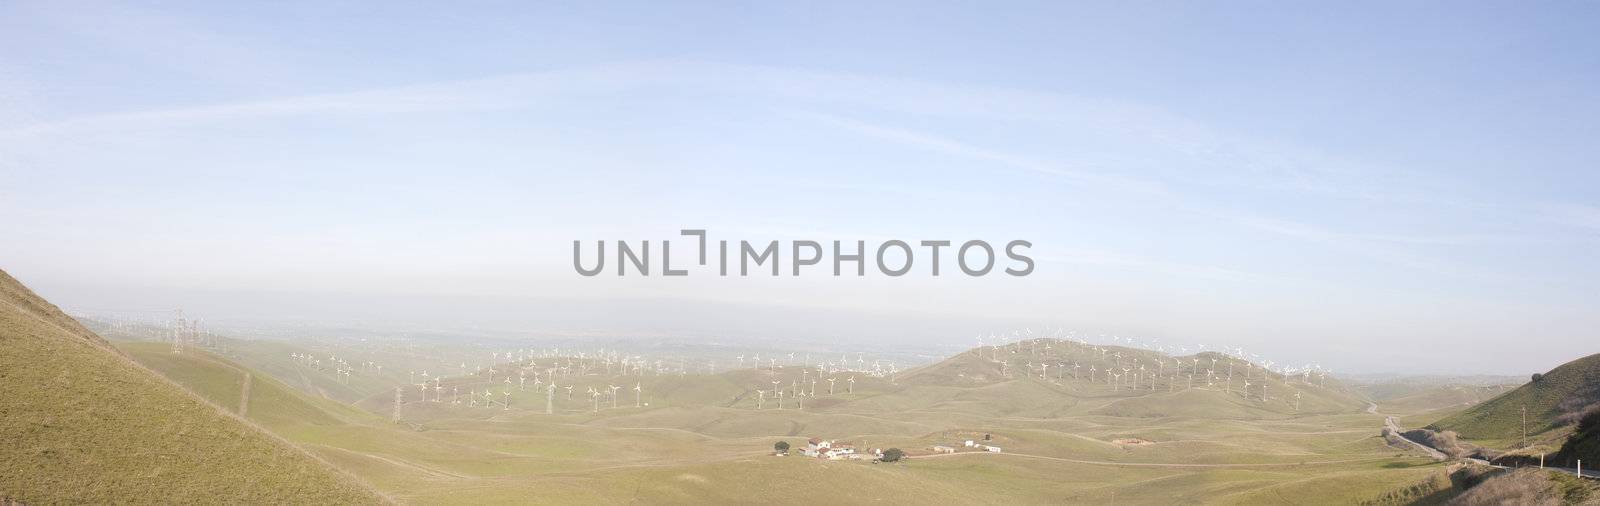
top-left (94, 328), bottom-right (1466, 505)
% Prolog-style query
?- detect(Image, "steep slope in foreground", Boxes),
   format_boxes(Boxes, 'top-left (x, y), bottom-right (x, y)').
top-left (1429, 353), bottom-right (1600, 444)
top-left (0, 270), bottom-right (387, 504)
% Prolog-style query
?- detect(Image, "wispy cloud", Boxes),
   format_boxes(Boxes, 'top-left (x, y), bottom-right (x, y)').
top-left (1037, 247), bottom-right (1289, 285)
top-left (790, 111), bottom-right (1168, 195)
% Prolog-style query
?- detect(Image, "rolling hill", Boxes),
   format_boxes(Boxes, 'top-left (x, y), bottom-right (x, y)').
top-left (896, 340), bottom-right (1369, 418)
top-left (1430, 353), bottom-right (1600, 445)
top-left (83, 319), bottom-right (1444, 504)
top-left (0, 270), bottom-right (388, 504)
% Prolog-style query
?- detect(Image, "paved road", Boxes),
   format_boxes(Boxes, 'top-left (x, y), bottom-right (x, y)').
top-left (238, 372), bottom-right (252, 416)
top-left (914, 449), bottom-right (1388, 468)
top-left (1382, 414), bottom-right (1597, 480)
top-left (1383, 416), bottom-right (1446, 460)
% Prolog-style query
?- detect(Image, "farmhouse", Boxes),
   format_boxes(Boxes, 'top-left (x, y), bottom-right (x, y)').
top-left (931, 445), bottom-right (956, 454)
top-left (803, 437), bottom-right (857, 460)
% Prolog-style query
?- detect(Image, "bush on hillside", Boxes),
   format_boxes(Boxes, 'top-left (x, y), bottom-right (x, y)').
top-left (1403, 428), bottom-right (1473, 459)
top-left (1555, 384), bottom-right (1600, 425)
top-left (1555, 405), bottom-right (1600, 468)
top-left (1450, 469), bottom-right (1560, 506)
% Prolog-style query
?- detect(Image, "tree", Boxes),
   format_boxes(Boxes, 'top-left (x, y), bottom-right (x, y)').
top-left (881, 448), bottom-right (904, 462)
top-left (774, 441), bottom-right (790, 454)
top-left (1532, 373), bottom-right (1544, 383)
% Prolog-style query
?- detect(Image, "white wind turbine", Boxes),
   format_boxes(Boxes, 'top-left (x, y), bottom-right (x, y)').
top-left (827, 377), bottom-right (837, 395)
top-left (847, 376), bottom-right (856, 394)
top-left (634, 382), bottom-right (642, 408)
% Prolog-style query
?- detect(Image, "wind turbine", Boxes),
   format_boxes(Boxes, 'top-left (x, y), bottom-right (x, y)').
top-left (634, 382), bottom-right (642, 408)
top-left (827, 377), bottom-right (837, 395)
top-left (848, 376), bottom-right (856, 394)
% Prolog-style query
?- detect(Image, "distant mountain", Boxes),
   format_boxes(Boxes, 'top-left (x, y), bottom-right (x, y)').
top-left (0, 270), bottom-right (387, 504)
top-left (1346, 374), bottom-right (1524, 389)
top-left (1430, 353), bottom-right (1600, 444)
top-left (893, 340), bottom-right (1368, 418)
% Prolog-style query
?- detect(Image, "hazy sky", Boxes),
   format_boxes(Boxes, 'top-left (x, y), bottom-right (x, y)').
top-left (2, 1), bottom-right (1597, 374)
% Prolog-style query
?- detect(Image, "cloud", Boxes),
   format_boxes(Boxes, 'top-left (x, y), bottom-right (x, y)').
top-left (790, 111), bottom-right (1168, 195)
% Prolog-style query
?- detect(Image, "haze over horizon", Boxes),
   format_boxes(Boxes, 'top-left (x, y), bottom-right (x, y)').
top-left (3, 2), bottom-right (1598, 376)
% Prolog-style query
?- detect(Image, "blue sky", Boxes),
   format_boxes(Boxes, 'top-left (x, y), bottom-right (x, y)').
top-left (2, 1), bottom-right (1597, 373)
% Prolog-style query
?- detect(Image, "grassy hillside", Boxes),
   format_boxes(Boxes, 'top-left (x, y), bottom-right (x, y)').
top-left (0, 270), bottom-right (387, 504)
top-left (1430, 353), bottom-right (1600, 445)
top-left (84, 317), bottom-right (1456, 505)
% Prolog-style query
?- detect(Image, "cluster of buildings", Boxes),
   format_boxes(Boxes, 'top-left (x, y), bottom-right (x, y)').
top-left (802, 438), bottom-right (859, 459)
top-left (796, 437), bottom-right (887, 460)
top-left (927, 440), bottom-right (1002, 455)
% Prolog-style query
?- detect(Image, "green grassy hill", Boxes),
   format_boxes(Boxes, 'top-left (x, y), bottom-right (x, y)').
top-left (1429, 353), bottom-right (1600, 445)
top-left (114, 341), bottom-right (386, 433)
top-left (94, 324), bottom-right (1442, 504)
top-left (0, 269), bottom-right (388, 504)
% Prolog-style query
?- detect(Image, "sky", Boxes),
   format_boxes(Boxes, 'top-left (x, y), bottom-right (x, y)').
top-left (2, 1), bottom-right (1598, 374)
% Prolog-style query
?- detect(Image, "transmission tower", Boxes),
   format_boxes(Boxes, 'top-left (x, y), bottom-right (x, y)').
top-left (170, 308), bottom-right (187, 354)
top-left (545, 383), bottom-right (555, 414)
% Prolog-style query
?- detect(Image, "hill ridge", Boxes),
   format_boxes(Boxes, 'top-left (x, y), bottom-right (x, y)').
top-left (0, 269), bottom-right (390, 504)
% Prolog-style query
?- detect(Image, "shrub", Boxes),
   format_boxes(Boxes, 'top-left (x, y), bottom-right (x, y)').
top-left (881, 448), bottom-right (905, 462)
